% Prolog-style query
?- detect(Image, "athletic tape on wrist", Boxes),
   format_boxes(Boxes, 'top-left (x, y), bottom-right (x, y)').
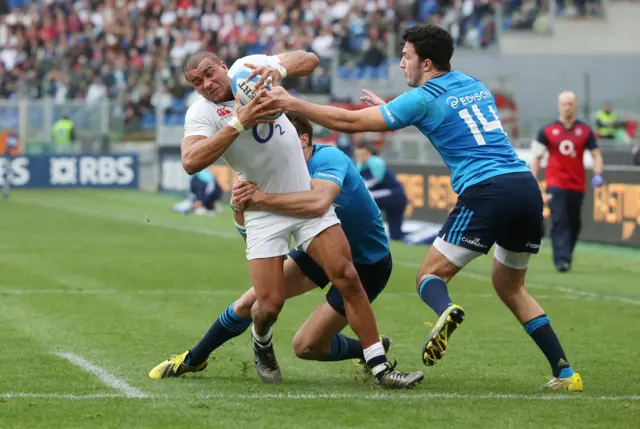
top-left (228, 117), bottom-right (244, 133)
top-left (274, 64), bottom-right (287, 79)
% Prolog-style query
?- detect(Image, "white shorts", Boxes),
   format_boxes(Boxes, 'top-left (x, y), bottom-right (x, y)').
top-left (244, 207), bottom-right (340, 260)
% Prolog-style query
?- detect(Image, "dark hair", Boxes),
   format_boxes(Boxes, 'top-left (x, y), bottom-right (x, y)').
top-left (183, 51), bottom-right (221, 76)
top-left (402, 24), bottom-right (454, 72)
top-left (285, 112), bottom-right (313, 143)
top-left (355, 141), bottom-right (378, 155)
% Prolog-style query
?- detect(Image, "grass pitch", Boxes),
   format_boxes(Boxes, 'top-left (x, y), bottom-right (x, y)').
top-left (1, 190), bottom-right (639, 428)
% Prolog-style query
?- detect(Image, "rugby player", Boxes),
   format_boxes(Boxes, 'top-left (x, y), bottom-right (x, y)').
top-left (161, 50), bottom-right (419, 387)
top-left (151, 113), bottom-right (422, 387)
top-left (264, 25), bottom-right (583, 391)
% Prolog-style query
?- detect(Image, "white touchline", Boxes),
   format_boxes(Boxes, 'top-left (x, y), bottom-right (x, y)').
top-left (55, 352), bottom-right (149, 398)
top-left (1, 391), bottom-right (640, 402)
top-left (1, 393), bottom-right (121, 399)
top-left (0, 288), bottom-right (594, 303)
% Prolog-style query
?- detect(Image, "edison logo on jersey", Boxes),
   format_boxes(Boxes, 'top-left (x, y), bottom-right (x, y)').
top-left (446, 90), bottom-right (492, 109)
top-left (382, 104), bottom-right (396, 124)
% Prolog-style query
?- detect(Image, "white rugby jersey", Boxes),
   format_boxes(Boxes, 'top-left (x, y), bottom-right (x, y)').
top-left (183, 55), bottom-right (311, 195)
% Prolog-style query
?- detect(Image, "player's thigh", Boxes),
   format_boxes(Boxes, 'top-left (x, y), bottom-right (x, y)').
top-left (292, 207), bottom-right (343, 262)
top-left (296, 211), bottom-right (356, 282)
top-left (491, 254), bottom-right (528, 301)
top-left (423, 187), bottom-right (497, 280)
top-left (495, 173), bottom-right (543, 258)
top-left (248, 257), bottom-right (286, 311)
top-left (293, 300), bottom-right (349, 354)
top-left (244, 212), bottom-right (293, 261)
top-left (235, 258), bottom-right (318, 317)
top-left (324, 253), bottom-right (393, 316)
top-left (282, 253), bottom-right (320, 300)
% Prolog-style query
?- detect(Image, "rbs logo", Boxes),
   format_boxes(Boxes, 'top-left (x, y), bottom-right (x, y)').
top-left (0, 157), bottom-right (30, 186)
top-left (0, 154), bottom-right (138, 188)
top-left (50, 156), bottom-right (136, 186)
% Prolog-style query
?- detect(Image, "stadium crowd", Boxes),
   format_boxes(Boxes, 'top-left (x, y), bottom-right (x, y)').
top-left (0, 0), bottom-right (603, 129)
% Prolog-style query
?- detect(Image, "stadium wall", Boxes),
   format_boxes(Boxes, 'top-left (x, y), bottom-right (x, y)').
top-left (390, 164), bottom-right (640, 247)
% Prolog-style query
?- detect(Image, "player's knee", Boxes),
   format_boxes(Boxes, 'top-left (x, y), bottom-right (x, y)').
top-left (292, 333), bottom-right (320, 360)
top-left (328, 262), bottom-right (363, 299)
top-left (233, 289), bottom-right (257, 319)
top-left (258, 294), bottom-right (285, 320)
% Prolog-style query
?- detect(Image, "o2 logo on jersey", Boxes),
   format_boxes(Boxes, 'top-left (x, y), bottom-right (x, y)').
top-left (252, 124), bottom-right (285, 144)
top-left (559, 140), bottom-right (577, 158)
top-left (458, 104), bottom-right (506, 146)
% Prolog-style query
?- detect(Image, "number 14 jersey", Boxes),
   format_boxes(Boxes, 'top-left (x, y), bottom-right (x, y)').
top-left (380, 70), bottom-right (529, 194)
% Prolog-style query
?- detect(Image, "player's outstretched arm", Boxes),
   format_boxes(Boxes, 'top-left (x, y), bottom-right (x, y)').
top-left (267, 87), bottom-right (390, 134)
top-left (182, 90), bottom-right (281, 174)
top-left (233, 179), bottom-right (341, 218)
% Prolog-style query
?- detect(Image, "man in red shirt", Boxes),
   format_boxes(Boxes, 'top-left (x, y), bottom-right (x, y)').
top-left (531, 91), bottom-right (604, 272)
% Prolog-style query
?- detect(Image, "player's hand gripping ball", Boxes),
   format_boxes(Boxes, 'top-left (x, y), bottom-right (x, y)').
top-left (231, 68), bottom-right (283, 120)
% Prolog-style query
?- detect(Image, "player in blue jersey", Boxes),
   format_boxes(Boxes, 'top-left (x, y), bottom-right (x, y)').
top-left (149, 113), bottom-right (424, 388)
top-left (265, 24), bottom-right (582, 391)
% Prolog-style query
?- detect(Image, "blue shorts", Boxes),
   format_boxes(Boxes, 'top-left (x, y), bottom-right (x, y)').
top-left (439, 172), bottom-right (543, 254)
top-left (288, 250), bottom-right (392, 316)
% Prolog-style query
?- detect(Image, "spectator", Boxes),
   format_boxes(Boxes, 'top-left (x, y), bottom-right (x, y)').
top-left (596, 102), bottom-right (618, 139)
top-left (355, 141), bottom-right (408, 242)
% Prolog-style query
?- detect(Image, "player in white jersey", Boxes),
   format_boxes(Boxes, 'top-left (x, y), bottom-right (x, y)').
top-left (177, 50), bottom-right (419, 388)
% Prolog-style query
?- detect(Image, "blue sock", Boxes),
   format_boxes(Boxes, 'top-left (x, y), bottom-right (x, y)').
top-left (523, 314), bottom-right (573, 378)
top-left (322, 334), bottom-right (364, 361)
top-left (186, 302), bottom-right (252, 366)
top-left (418, 276), bottom-right (453, 316)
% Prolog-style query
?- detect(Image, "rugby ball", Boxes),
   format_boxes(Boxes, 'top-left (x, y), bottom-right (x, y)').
top-left (231, 68), bottom-right (283, 120)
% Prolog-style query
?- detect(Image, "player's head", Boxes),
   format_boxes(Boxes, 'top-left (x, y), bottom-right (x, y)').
top-left (285, 112), bottom-right (314, 161)
top-left (400, 24), bottom-right (454, 87)
top-left (184, 51), bottom-right (232, 103)
top-left (557, 91), bottom-right (577, 121)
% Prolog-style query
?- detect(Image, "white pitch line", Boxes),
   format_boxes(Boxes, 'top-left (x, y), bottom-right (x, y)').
top-left (1, 393), bottom-right (121, 399)
top-left (0, 288), bottom-right (590, 303)
top-left (55, 352), bottom-right (149, 398)
top-left (1, 391), bottom-right (639, 402)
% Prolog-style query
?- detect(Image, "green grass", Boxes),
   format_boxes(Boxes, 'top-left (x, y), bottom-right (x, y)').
top-left (1, 189), bottom-right (639, 428)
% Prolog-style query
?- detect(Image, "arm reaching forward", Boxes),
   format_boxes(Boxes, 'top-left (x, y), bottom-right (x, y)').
top-left (233, 179), bottom-right (341, 218)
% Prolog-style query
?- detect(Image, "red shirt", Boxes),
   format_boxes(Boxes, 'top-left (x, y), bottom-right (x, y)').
top-left (537, 120), bottom-right (598, 193)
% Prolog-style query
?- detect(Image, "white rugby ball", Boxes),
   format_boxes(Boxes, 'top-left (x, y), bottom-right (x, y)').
top-left (231, 68), bottom-right (282, 120)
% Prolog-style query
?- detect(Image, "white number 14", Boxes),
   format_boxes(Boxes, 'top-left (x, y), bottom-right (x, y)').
top-left (458, 105), bottom-right (505, 146)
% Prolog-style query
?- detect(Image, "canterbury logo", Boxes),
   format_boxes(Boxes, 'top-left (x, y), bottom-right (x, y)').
top-left (217, 107), bottom-right (232, 117)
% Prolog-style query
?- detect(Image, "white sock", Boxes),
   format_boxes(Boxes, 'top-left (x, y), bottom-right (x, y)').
top-left (252, 325), bottom-right (272, 347)
top-left (363, 341), bottom-right (387, 376)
